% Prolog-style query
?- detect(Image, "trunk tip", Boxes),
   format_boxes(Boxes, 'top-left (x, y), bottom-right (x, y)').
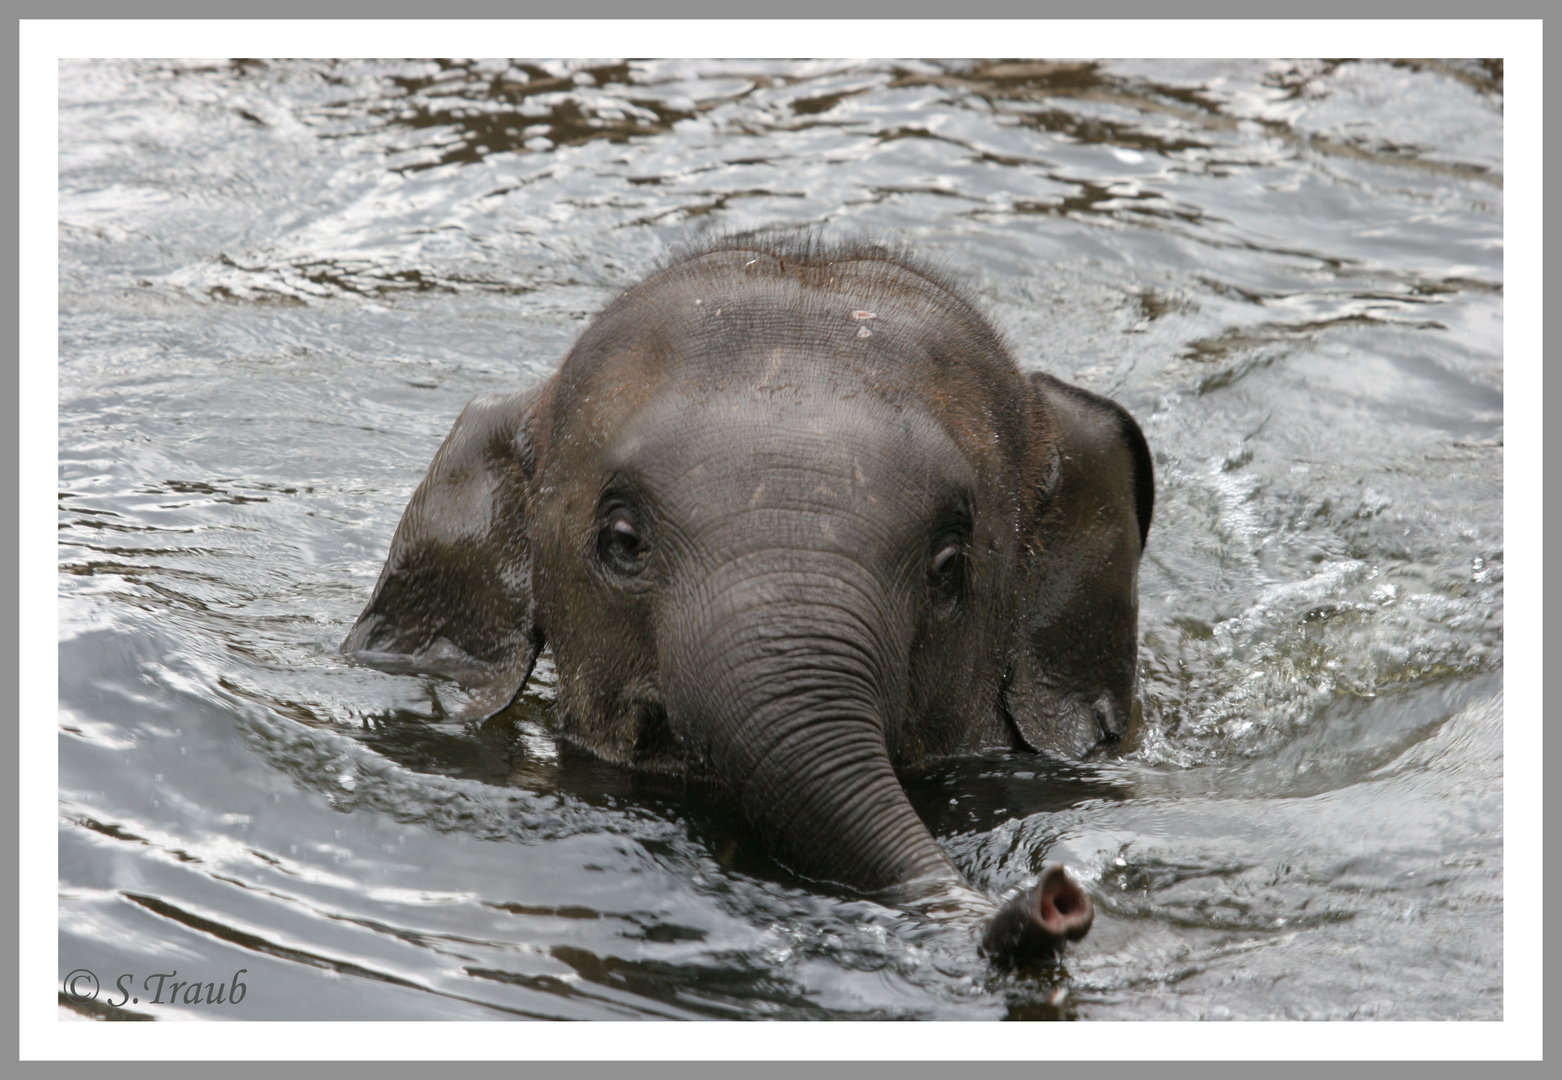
top-left (981, 863), bottom-right (1094, 967)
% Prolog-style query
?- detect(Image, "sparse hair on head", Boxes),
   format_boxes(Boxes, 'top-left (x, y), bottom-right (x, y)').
top-left (657, 227), bottom-right (972, 307)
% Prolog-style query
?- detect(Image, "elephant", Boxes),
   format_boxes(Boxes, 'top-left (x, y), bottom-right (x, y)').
top-left (341, 239), bottom-right (1153, 966)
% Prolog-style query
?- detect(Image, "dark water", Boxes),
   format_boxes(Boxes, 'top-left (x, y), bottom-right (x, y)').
top-left (56, 58), bottom-right (1504, 1023)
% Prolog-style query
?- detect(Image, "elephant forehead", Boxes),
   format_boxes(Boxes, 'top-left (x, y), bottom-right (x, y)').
top-left (609, 386), bottom-right (972, 511)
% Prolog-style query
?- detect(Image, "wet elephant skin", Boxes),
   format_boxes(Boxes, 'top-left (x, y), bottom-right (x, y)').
top-left (342, 238), bottom-right (1153, 962)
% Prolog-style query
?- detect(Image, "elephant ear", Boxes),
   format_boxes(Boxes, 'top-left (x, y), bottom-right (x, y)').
top-left (1006, 371), bottom-right (1154, 757)
top-left (341, 388), bottom-right (546, 721)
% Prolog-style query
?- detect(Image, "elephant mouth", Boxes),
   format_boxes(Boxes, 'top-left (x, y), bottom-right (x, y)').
top-left (624, 696), bottom-right (722, 781)
top-left (1003, 681), bottom-right (1139, 761)
top-left (629, 700), bottom-right (682, 770)
top-left (1081, 694), bottom-right (1141, 760)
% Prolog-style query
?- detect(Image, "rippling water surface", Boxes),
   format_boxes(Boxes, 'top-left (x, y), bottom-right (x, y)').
top-left (56, 57), bottom-right (1504, 1022)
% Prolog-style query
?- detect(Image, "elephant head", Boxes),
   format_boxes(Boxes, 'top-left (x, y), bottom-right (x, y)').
top-left (341, 242), bottom-right (1152, 963)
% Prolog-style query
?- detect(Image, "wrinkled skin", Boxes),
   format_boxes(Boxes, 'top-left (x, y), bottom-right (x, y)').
top-left (342, 241), bottom-right (1152, 965)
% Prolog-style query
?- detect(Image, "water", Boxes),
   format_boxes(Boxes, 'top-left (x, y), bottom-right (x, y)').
top-left (54, 58), bottom-right (1505, 1024)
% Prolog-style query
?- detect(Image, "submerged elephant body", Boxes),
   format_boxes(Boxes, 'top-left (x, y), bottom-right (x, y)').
top-left (343, 241), bottom-right (1152, 963)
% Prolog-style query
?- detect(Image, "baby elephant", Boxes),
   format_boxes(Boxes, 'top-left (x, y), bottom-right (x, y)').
top-left (343, 240), bottom-right (1153, 966)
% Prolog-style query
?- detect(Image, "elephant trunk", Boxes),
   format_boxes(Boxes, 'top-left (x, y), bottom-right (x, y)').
top-left (659, 553), bottom-right (1094, 963)
top-left (980, 864), bottom-right (1095, 966)
top-left (660, 558), bottom-right (956, 892)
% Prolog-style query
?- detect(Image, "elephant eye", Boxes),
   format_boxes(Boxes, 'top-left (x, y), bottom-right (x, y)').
top-left (928, 533), bottom-right (964, 593)
top-left (598, 507), bottom-right (650, 571)
top-left (930, 540), bottom-right (960, 574)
